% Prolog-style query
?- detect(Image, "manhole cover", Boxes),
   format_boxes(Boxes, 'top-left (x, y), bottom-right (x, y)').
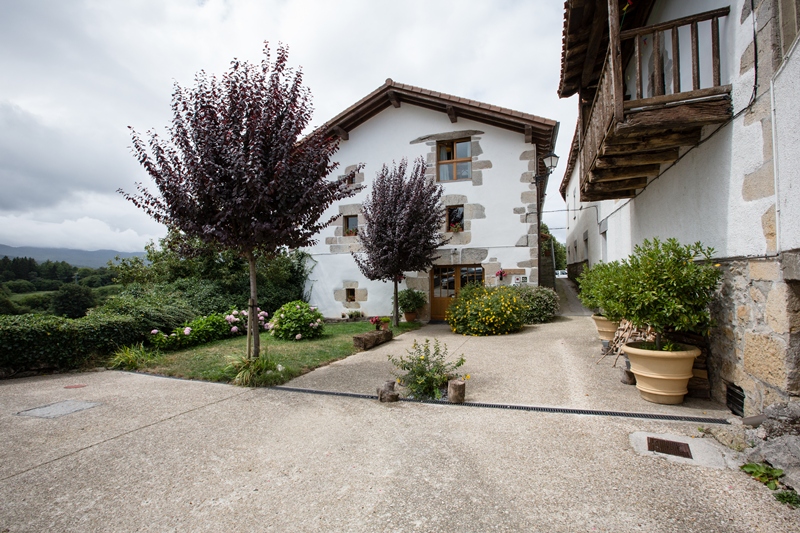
top-left (64, 384), bottom-right (87, 389)
top-left (647, 437), bottom-right (693, 459)
top-left (17, 400), bottom-right (100, 419)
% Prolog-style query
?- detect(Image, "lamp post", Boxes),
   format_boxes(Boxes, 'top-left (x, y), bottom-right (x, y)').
top-left (534, 152), bottom-right (559, 288)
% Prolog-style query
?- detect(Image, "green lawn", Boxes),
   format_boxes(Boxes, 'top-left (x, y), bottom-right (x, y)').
top-left (136, 320), bottom-right (422, 384)
top-left (8, 291), bottom-right (54, 302)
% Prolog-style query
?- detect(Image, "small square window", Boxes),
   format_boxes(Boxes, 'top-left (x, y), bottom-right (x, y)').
top-left (344, 215), bottom-right (358, 236)
top-left (437, 139), bottom-right (471, 182)
top-left (447, 205), bottom-right (464, 232)
top-left (346, 174), bottom-right (356, 185)
top-left (346, 288), bottom-right (356, 302)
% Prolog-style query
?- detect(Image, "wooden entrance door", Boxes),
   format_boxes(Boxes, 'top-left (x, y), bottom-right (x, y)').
top-left (430, 265), bottom-right (484, 321)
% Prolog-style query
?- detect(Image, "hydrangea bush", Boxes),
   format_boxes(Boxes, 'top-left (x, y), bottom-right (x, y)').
top-left (149, 313), bottom-right (232, 351)
top-left (268, 300), bottom-right (324, 341)
top-left (446, 283), bottom-right (525, 336)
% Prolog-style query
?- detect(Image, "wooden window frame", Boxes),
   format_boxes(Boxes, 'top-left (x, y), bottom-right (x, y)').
top-left (436, 139), bottom-right (472, 182)
top-left (446, 205), bottom-right (464, 233)
top-left (343, 215), bottom-right (358, 236)
top-left (345, 288), bottom-right (356, 302)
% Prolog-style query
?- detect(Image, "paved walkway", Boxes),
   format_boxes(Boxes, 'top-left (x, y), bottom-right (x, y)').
top-left (1, 317), bottom-right (798, 531)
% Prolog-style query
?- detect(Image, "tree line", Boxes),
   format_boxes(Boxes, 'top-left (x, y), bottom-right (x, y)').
top-left (0, 256), bottom-right (115, 292)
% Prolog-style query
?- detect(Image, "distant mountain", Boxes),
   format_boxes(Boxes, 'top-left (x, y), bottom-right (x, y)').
top-left (0, 244), bottom-right (145, 268)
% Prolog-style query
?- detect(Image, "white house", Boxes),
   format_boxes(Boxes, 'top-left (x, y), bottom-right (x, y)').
top-left (558, 0), bottom-right (800, 415)
top-left (304, 79), bottom-right (559, 322)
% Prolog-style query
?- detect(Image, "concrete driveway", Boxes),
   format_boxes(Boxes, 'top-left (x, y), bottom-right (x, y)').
top-left (1, 319), bottom-right (798, 531)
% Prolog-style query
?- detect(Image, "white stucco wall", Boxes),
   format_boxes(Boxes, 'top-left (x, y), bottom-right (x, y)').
top-left (565, 0), bottom-right (780, 267)
top-left (304, 103), bottom-right (540, 318)
top-left (773, 38), bottom-right (800, 253)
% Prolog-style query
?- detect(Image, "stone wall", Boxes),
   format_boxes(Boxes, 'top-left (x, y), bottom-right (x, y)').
top-left (709, 251), bottom-right (800, 415)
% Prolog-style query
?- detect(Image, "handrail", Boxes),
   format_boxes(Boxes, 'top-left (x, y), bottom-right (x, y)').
top-left (619, 7), bottom-right (730, 40)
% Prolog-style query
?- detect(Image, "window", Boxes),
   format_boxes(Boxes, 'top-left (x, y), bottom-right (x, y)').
top-left (346, 288), bottom-right (355, 302)
top-left (447, 205), bottom-right (464, 232)
top-left (344, 215), bottom-right (358, 236)
top-left (437, 139), bottom-right (471, 181)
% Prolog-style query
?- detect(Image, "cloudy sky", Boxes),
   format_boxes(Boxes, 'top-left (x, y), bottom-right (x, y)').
top-left (0, 0), bottom-right (577, 252)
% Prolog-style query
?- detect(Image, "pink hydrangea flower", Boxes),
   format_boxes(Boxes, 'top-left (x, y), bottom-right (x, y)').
top-left (231, 326), bottom-right (238, 333)
top-left (232, 310), bottom-right (239, 315)
top-left (296, 305), bottom-right (300, 309)
top-left (151, 329), bottom-right (159, 334)
top-left (184, 327), bottom-right (192, 335)
top-left (170, 333), bottom-right (176, 337)
top-left (295, 333), bottom-right (302, 340)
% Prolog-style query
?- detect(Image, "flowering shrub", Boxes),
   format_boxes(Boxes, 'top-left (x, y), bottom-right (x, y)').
top-left (388, 338), bottom-right (465, 400)
top-left (268, 300), bottom-right (324, 341)
top-left (224, 307), bottom-right (269, 334)
top-left (150, 313), bottom-right (231, 351)
top-left (446, 283), bottom-right (525, 336)
top-left (512, 286), bottom-right (559, 324)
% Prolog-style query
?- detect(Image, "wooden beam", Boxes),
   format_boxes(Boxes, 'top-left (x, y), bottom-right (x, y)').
top-left (581, 2), bottom-right (607, 87)
top-left (623, 85), bottom-right (731, 111)
top-left (447, 105), bottom-right (457, 123)
top-left (653, 29), bottom-right (664, 96)
top-left (582, 189), bottom-right (637, 202)
top-left (672, 26), bottom-right (681, 93)
top-left (691, 21), bottom-right (700, 91)
top-left (607, 0), bottom-right (624, 121)
top-left (601, 131), bottom-right (701, 155)
top-left (712, 16), bottom-right (721, 87)
top-left (590, 164), bottom-right (662, 182)
top-left (595, 149), bottom-right (680, 168)
top-left (616, 97), bottom-right (732, 135)
top-left (387, 90), bottom-right (401, 108)
top-left (635, 35), bottom-right (642, 99)
top-left (584, 176), bottom-right (648, 193)
top-left (333, 126), bottom-right (349, 141)
top-left (525, 125), bottom-right (533, 144)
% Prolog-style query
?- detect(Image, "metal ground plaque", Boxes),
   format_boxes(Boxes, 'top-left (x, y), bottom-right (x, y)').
top-left (17, 400), bottom-right (100, 419)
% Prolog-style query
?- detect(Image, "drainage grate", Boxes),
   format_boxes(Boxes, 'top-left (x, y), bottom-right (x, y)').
top-left (271, 386), bottom-right (730, 424)
top-left (647, 437), bottom-right (693, 459)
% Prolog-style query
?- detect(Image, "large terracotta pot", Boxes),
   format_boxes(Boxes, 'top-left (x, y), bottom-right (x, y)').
top-left (622, 341), bottom-right (701, 405)
top-left (591, 314), bottom-right (619, 341)
top-left (403, 311), bottom-right (418, 322)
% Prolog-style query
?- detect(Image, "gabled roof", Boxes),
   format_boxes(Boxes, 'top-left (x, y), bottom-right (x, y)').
top-left (321, 79), bottom-right (559, 156)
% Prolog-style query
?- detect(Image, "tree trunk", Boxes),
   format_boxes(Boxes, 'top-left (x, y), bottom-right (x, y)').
top-left (393, 278), bottom-right (399, 327)
top-left (247, 251), bottom-right (260, 359)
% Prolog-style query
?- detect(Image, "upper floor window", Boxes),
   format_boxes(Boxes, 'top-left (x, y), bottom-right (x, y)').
top-left (437, 139), bottom-right (471, 181)
top-left (344, 215), bottom-right (358, 236)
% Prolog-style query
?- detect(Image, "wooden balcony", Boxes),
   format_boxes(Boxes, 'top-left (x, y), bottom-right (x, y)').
top-left (574, 6), bottom-right (732, 201)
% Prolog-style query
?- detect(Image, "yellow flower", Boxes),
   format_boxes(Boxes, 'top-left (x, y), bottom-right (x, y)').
top-left (420, 356), bottom-right (424, 360)
top-left (465, 374), bottom-right (471, 380)
top-left (396, 378), bottom-right (401, 383)
top-left (714, 263), bottom-right (721, 267)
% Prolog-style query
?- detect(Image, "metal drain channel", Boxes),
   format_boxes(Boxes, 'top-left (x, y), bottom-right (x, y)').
top-left (271, 386), bottom-right (730, 425)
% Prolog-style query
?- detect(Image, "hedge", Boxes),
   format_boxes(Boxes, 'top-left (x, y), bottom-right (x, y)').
top-left (0, 313), bottom-right (145, 376)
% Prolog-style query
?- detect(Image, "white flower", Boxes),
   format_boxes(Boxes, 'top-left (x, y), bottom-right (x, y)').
top-left (295, 333), bottom-right (302, 340)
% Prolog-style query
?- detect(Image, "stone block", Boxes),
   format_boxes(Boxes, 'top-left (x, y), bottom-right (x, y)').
top-left (354, 288), bottom-right (368, 302)
top-left (472, 160), bottom-right (492, 170)
top-left (517, 259), bottom-right (537, 268)
top-left (406, 277), bottom-right (429, 291)
top-left (325, 237), bottom-right (336, 245)
top-left (783, 252), bottom-right (800, 280)
top-left (742, 162), bottom-right (775, 200)
top-left (519, 149), bottom-right (537, 160)
top-left (330, 244), bottom-right (351, 254)
top-left (744, 332), bottom-right (789, 389)
top-left (464, 204), bottom-right (485, 219)
top-left (448, 232), bottom-right (472, 245)
top-left (343, 301), bottom-right (360, 309)
top-left (740, 40), bottom-right (755, 74)
top-left (750, 260), bottom-right (780, 281)
top-left (339, 203), bottom-right (362, 216)
top-left (333, 289), bottom-right (346, 302)
top-left (461, 248), bottom-right (488, 264)
top-left (513, 207), bottom-right (525, 214)
top-left (472, 171), bottom-right (482, 186)
top-left (471, 141), bottom-right (483, 156)
top-left (353, 330), bottom-right (393, 351)
top-left (521, 191), bottom-right (537, 204)
top-left (442, 194), bottom-right (468, 205)
top-left (520, 171), bottom-right (536, 183)
top-left (763, 205), bottom-right (777, 253)
top-left (515, 235), bottom-right (529, 247)
top-left (342, 281), bottom-right (359, 289)
top-left (766, 283), bottom-right (792, 334)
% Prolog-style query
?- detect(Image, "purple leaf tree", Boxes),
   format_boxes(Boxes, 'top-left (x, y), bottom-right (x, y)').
top-left (352, 158), bottom-right (447, 326)
top-left (121, 44), bottom-right (361, 358)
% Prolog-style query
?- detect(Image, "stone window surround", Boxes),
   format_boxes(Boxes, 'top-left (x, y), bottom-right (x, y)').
top-left (334, 281), bottom-right (367, 309)
top-left (414, 130), bottom-right (489, 187)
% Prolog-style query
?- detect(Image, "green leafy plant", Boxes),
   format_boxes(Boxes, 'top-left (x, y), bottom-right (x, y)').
top-left (397, 289), bottom-right (427, 314)
top-left (512, 285), bottom-right (559, 324)
top-left (576, 260), bottom-right (626, 321)
top-left (380, 316), bottom-right (391, 323)
top-left (269, 300), bottom-right (325, 341)
top-left (51, 283), bottom-right (97, 318)
top-left (741, 462), bottom-right (784, 490)
top-left (347, 310), bottom-right (363, 319)
top-left (226, 354), bottom-right (284, 386)
top-left (446, 283), bottom-right (525, 336)
top-left (616, 238), bottom-right (722, 350)
top-left (774, 490), bottom-right (800, 508)
top-left (150, 313), bottom-right (233, 351)
top-left (388, 339), bottom-right (465, 400)
top-left (109, 343), bottom-right (160, 370)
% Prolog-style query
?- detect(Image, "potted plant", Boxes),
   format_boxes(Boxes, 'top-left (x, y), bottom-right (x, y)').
top-left (576, 261), bottom-right (625, 340)
top-left (380, 316), bottom-right (391, 330)
top-left (397, 289), bottom-right (427, 322)
top-left (449, 222), bottom-right (463, 233)
top-left (617, 238), bottom-right (722, 404)
top-left (369, 316), bottom-right (381, 330)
